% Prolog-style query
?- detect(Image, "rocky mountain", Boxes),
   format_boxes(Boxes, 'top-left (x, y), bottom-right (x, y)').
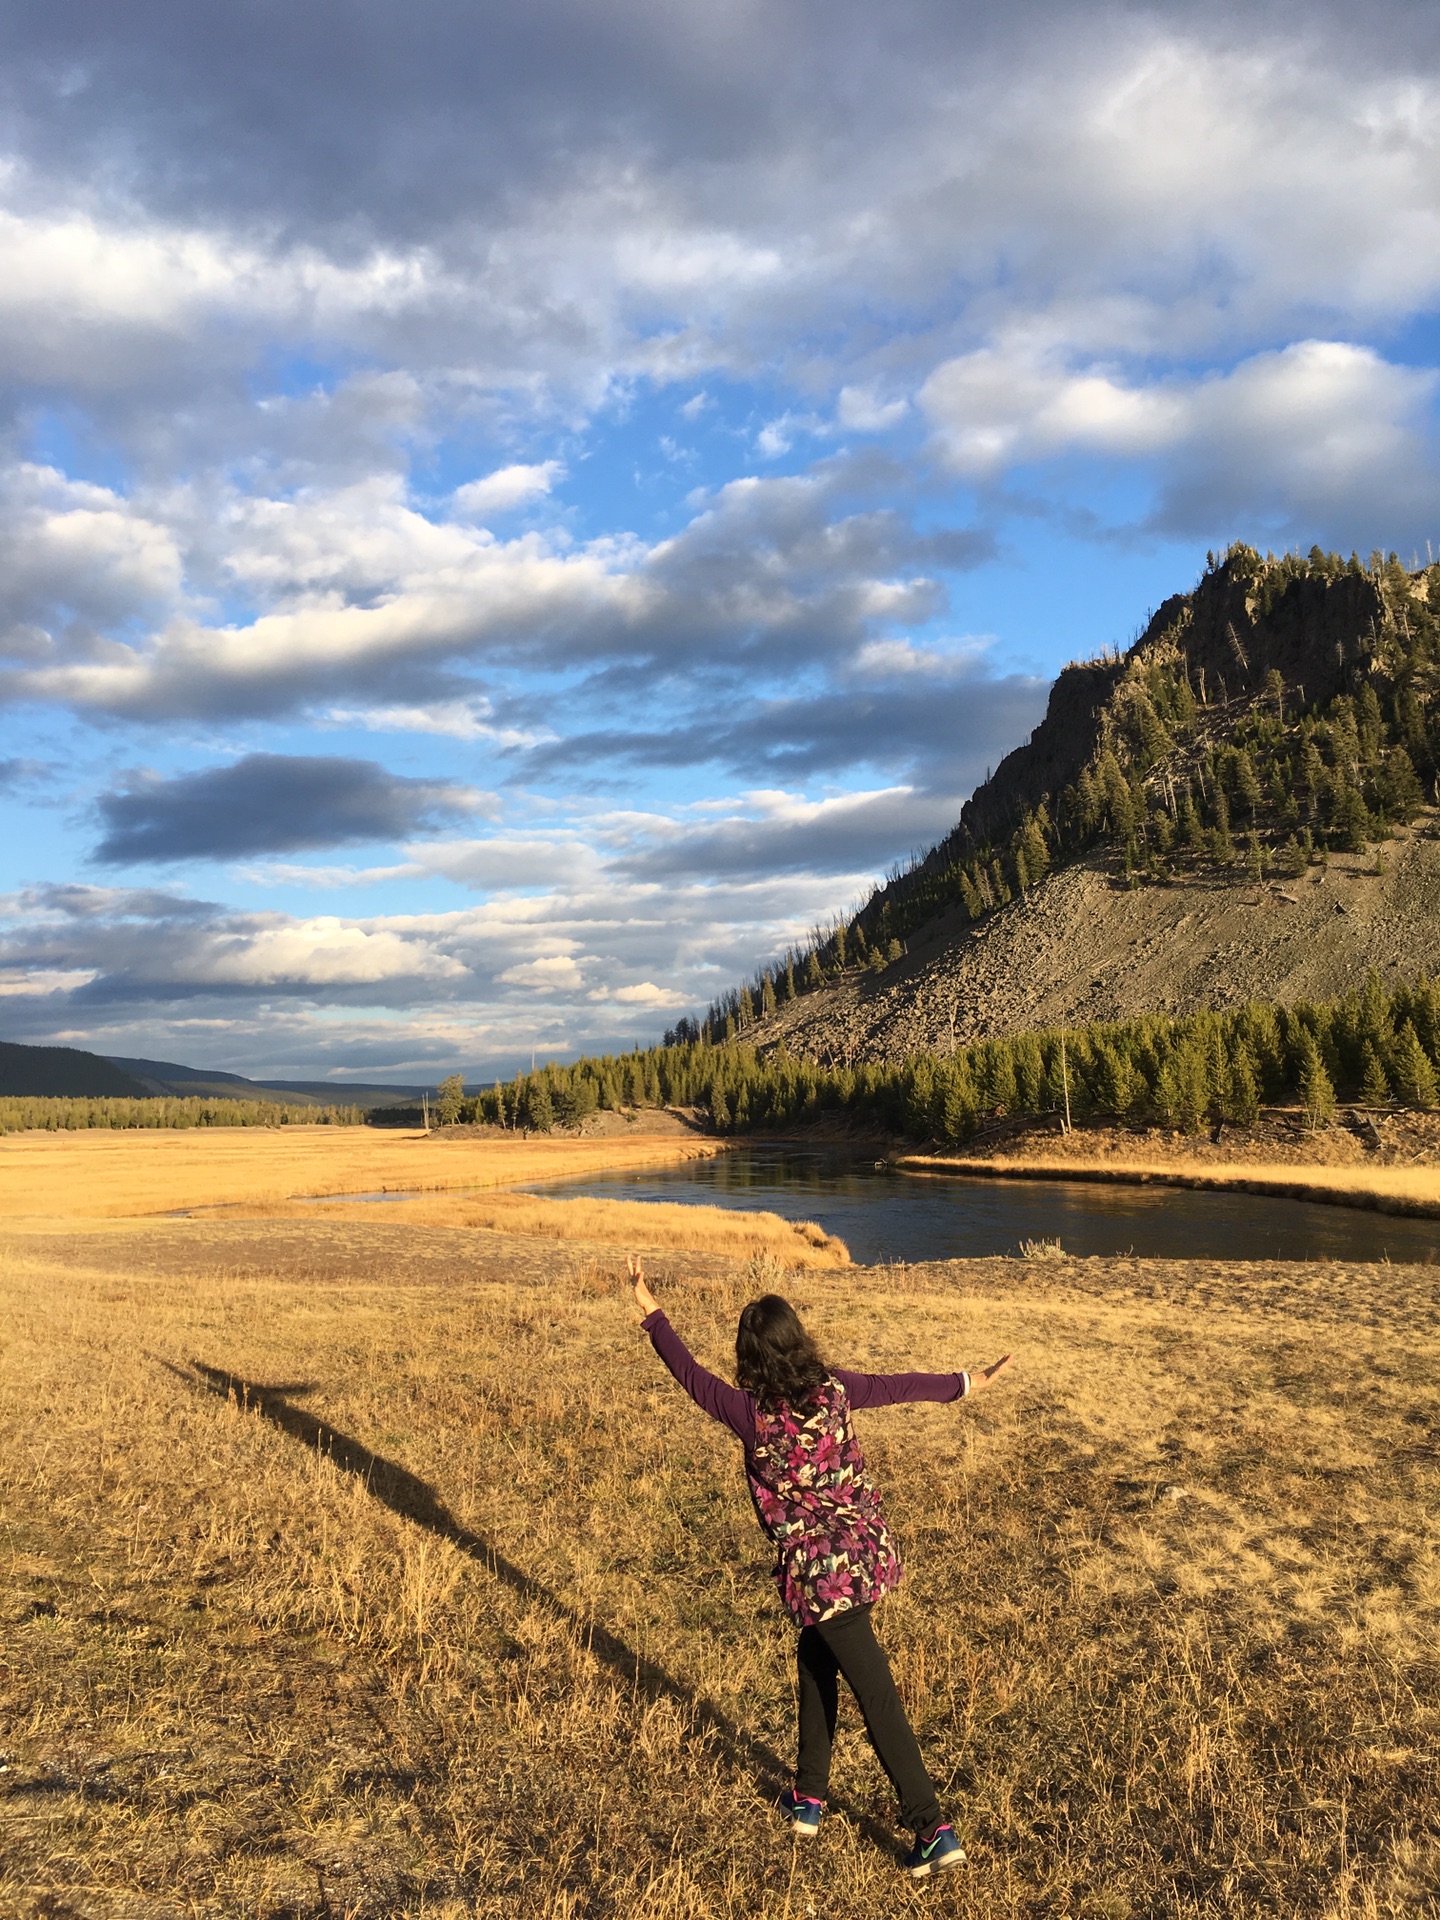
top-left (696, 544), bottom-right (1440, 1064)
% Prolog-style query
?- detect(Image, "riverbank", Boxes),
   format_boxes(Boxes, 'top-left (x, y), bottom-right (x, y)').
top-left (896, 1109), bottom-right (1440, 1219)
top-left (4, 1218), bottom-right (1437, 1916)
top-left (897, 1151), bottom-right (1440, 1219)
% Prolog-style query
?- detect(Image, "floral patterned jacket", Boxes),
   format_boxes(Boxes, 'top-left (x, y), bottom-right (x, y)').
top-left (642, 1310), bottom-right (969, 1627)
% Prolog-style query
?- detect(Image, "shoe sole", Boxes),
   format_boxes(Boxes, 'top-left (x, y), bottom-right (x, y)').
top-left (786, 1821), bottom-right (822, 1840)
top-left (907, 1848), bottom-right (966, 1878)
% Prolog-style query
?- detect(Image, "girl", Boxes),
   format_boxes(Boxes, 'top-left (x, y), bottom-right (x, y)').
top-left (628, 1255), bottom-right (1012, 1878)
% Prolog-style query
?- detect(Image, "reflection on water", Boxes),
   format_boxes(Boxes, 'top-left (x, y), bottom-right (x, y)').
top-left (522, 1144), bottom-right (1440, 1265)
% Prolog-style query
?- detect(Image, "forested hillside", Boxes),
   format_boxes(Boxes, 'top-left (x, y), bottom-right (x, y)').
top-left (674, 544), bottom-right (1440, 1059)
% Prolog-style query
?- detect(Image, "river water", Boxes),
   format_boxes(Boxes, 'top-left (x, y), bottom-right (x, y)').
top-left (523, 1143), bottom-right (1439, 1265)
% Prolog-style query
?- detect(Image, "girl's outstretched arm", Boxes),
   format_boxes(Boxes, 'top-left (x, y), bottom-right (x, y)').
top-left (836, 1352), bottom-right (1013, 1409)
top-left (628, 1256), bottom-right (754, 1440)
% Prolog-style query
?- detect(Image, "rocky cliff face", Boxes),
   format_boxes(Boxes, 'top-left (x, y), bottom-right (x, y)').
top-left (917, 550), bottom-right (1387, 861)
top-left (720, 546), bottom-right (1440, 1062)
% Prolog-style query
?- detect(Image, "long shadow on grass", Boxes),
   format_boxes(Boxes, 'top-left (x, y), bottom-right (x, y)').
top-left (171, 1358), bottom-right (897, 1855)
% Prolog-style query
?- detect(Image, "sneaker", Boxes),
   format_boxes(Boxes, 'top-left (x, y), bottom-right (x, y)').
top-left (903, 1823), bottom-right (965, 1877)
top-left (778, 1789), bottom-right (825, 1838)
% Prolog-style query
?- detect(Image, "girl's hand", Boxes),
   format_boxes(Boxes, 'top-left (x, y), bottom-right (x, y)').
top-left (627, 1254), bottom-right (659, 1318)
top-left (968, 1354), bottom-right (1013, 1393)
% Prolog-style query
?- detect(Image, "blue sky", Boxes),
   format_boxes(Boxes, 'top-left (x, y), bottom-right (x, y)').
top-left (1, 0), bottom-right (1439, 1081)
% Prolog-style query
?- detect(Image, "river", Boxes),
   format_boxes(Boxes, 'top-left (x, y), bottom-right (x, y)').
top-left (523, 1143), bottom-right (1439, 1264)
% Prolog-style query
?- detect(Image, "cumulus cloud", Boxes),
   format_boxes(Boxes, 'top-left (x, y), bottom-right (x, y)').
top-left (838, 387), bottom-right (909, 433)
top-left (921, 337), bottom-right (1440, 541)
top-left (93, 753), bottom-right (494, 863)
top-left (452, 462), bottom-right (564, 517)
top-left (498, 954), bottom-right (586, 991)
top-left (0, 464), bottom-right (182, 646)
top-left (2, 458), bottom-right (994, 721)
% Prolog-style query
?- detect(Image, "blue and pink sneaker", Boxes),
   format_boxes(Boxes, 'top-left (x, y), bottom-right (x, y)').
top-left (778, 1789), bottom-right (825, 1838)
top-left (903, 1823), bottom-right (966, 1877)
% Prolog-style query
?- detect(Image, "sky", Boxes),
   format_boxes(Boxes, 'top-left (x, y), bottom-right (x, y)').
top-left (2, 0), bottom-right (1440, 1083)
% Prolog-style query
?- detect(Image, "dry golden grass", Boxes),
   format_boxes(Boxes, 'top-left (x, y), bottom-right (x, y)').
top-left (284, 1189), bottom-right (849, 1267)
top-left (0, 1126), bottom-right (729, 1226)
top-left (0, 1125), bottom-right (848, 1266)
top-left (898, 1151), bottom-right (1440, 1220)
top-left (4, 1214), bottom-right (1440, 1917)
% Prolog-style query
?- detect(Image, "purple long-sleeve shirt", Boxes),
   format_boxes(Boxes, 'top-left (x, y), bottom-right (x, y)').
top-left (640, 1309), bottom-right (969, 1441)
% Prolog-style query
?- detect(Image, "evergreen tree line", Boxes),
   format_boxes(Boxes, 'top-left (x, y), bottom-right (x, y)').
top-left (0, 1096), bottom-right (366, 1134)
top-left (672, 544), bottom-right (1440, 1049)
top-left (451, 973), bottom-right (1440, 1140)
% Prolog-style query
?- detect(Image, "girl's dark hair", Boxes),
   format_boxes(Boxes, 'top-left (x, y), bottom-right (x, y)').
top-left (735, 1294), bottom-right (830, 1410)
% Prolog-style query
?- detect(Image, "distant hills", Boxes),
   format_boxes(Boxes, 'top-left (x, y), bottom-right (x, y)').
top-left (0, 1040), bottom-right (428, 1108)
top-left (0, 1042), bottom-right (152, 1100)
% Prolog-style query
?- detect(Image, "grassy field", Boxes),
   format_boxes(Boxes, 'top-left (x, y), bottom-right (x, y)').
top-left (0, 1127), bottom-right (850, 1269)
top-left (4, 1195), bottom-right (1439, 1918)
top-left (0, 1126), bottom-right (729, 1222)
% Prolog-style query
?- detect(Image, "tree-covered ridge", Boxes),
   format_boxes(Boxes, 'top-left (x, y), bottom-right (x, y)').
top-left (0, 1097), bottom-right (365, 1133)
top-left (462, 971), bottom-right (1439, 1140)
top-left (673, 543), bottom-right (1440, 1048)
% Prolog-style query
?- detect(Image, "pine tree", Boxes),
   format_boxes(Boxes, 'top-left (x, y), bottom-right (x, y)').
top-left (1359, 1043), bottom-right (1391, 1108)
top-left (1224, 1045), bottom-right (1260, 1126)
top-left (1332, 782), bottom-right (1370, 853)
top-left (1018, 814), bottom-right (1050, 885)
top-left (1232, 749), bottom-right (1262, 821)
top-left (937, 1063), bottom-right (978, 1143)
top-left (761, 974), bottom-right (777, 1016)
top-left (1300, 739), bottom-right (1326, 818)
top-left (710, 1085), bottom-right (731, 1131)
top-left (1297, 1032), bottom-right (1337, 1128)
top-left (1378, 747), bottom-right (1424, 823)
top-left (1159, 1037), bottom-right (1209, 1134)
top-left (1211, 787), bottom-right (1234, 864)
top-left (805, 951), bottom-right (824, 991)
top-left (1392, 1022), bottom-right (1439, 1108)
top-left (524, 1078), bottom-right (555, 1132)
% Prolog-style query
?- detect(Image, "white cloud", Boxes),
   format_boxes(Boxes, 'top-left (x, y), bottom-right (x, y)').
top-left (0, 967), bottom-right (98, 997)
top-left (597, 981), bottom-right (689, 1007)
top-left (921, 336), bottom-right (1439, 534)
top-left (452, 461), bottom-right (565, 517)
top-left (921, 345), bottom-right (1187, 474)
top-left (189, 917), bottom-right (468, 986)
top-left (837, 386), bottom-right (909, 433)
top-left (852, 637), bottom-right (986, 678)
top-left (324, 699), bottom-right (547, 746)
top-left (498, 953), bottom-right (586, 990)
top-left (0, 464), bottom-right (183, 635)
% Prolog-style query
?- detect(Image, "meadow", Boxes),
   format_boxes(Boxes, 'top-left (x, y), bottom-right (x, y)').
top-left (3, 1126), bottom-right (1439, 1916)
